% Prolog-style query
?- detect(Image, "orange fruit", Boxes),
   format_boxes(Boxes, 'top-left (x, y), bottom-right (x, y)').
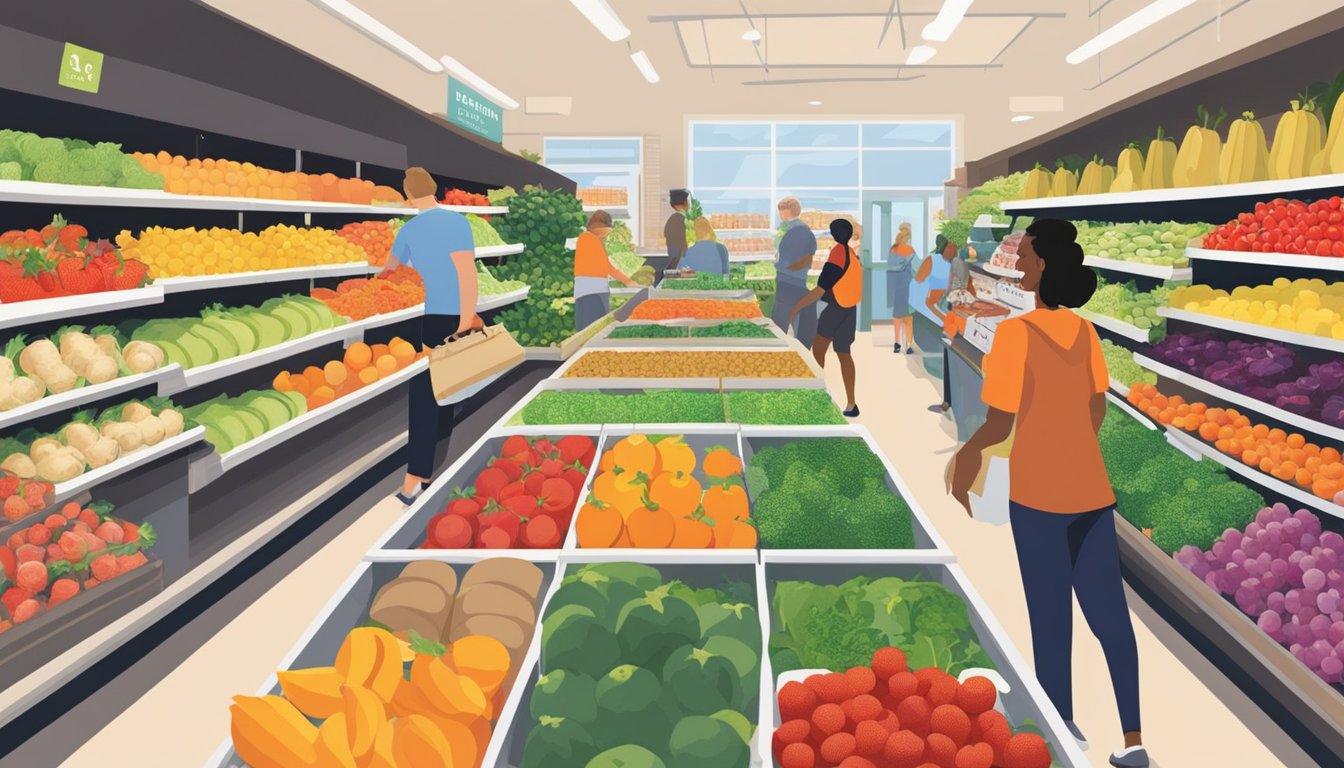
top-left (323, 360), bottom-right (348, 388)
top-left (375, 355), bottom-right (397, 375)
top-left (358, 366), bottom-right (380, 385)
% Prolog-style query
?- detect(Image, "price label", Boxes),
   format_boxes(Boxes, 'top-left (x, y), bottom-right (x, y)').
top-left (58, 42), bottom-right (103, 94)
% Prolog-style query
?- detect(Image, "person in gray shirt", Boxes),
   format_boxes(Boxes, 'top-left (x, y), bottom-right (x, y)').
top-left (772, 196), bottom-right (818, 347)
top-left (664, 189), bottom-right (690, 270)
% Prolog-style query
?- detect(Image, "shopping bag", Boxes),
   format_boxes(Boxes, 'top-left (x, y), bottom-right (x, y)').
top-left (945, 432), bottom-right (1012, 526)
top-left (428, 324), bottom-right (524, 403)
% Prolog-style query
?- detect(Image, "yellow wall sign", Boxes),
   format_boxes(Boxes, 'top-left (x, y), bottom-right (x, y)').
top-left (58, 42), bottom-right (104, 94)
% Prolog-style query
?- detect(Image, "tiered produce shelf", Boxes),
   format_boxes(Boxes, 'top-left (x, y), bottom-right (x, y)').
top-left (0, 365), bottom-right (183, 431)
top-left (158, 326), bottom-right (359, 394)
top-left (154, 263), bottom-right (372, 293)
top-left (1083, 255), bottom-right (1192, 281)
top-left (1157, 306), bottom-right (1344, 352)
top-left (0, 286), bottom-right (165, 330)
top-left (52, 426), bottom-right (206, 503)
top-left (1184, 246), bottom-right (1344, 272)
top-left (1075, 307), bottom-right (1153, 343)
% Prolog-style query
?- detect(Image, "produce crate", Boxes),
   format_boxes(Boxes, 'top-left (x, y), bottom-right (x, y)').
top-left (209, 558), bottom-right (557, 768)
top-left (488, 559), bottom-right (768, 768)
top-left (521, 292), bottom-right (644, 362)
top-left (740, 426), bottom-right (952, 562)
top-left (368, 429), bottom-right (603, 560)
top-left (760, 561), bottom-right (1088, 768)
top-left (561, 425), bottom-right (761, 562)
top-left (498, 380), bottom-right (731, 430)
top-left (647, 288), bottom-right (759, 302)
top-left (552, 346), bottom-right (824, 391)
top-left (0, 558), bottom-right (163, 691)
top-left (586, 318), bottom-right (791, 349)
top-left (1115, 516), bottom-right (1344, 759)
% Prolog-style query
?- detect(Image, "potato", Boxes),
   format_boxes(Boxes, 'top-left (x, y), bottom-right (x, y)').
top-left (458, 559), bottom-right (542, 601)
top-left (397, 561), bottom-right (458, 595)
top-left (454, 584), bottom-right (538, 629)
top-left (369, 578), bottom-right (454, 641)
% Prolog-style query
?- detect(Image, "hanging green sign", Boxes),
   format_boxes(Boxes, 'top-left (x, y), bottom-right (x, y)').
top-left (58, 42), bottom-right (104, 94)
top-left (448, 78), bottom-right (503, 143)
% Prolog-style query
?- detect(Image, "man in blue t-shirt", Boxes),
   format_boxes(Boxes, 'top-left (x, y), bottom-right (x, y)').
top-left (381, 166), bottom-right (479, 504)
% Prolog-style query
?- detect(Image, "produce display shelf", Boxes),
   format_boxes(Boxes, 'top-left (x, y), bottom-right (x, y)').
top-left (1163, 426), bottom-right (1344, 521)
top-left (476, 285), bottom-right (531, 312)
top-left (1134, 352), bottom-right (1344, 444)
top-left (1000, 172), bottom-right (1344, 218)
top-left (1110, 378), bottom-right (1130, 397)
top-left (728, 252), bottom-right (776, 263)
top-left (1184, 246), bottom-right (1344, 272)
top-left (188, 359), bottom-right (425, 492)
top-left (981, 262), bottom-right (1024, 279)
top-left (158, 325), bottom-right (358, 395)
top-left (0, 285), bottom-right (165, 330)
top-left (1114, 516), bottom-right (1344, 757)
top-left (344, 304), bottom-right (424, 331)
top-left (0, 431), bottom-right (405, 732)
top-left (1158, 306), bottom-right (1344, 353)
top-left (1107, 390), bottom-right (1157, 430)
top-left (154, 263), bottom-right (371, 293)
top-left (443, 204), bottom-right (510, 215)
top-left (1083, 254), bottom-right (1192, 281)
top-left (0, 178), bottom-right (419, 215)
top-left (760, 560), bottom-right (1089, 768)
top-left (715, 227), bottom-right (773, 233)
top-left (1076, 308), bottom-right (1154, 343)
top-left (0, 364), bottom-right (182, 431)
top-left (52, 426), bottom-right (206, 503)
top-left (475, 243), bottom-right (526, 259)
top-left (585, 317), bottom-right (790, 348)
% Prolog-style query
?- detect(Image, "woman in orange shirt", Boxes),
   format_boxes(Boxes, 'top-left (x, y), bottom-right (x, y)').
top-left (949, 219), bottom-right (1148, 768)
top-left (573, 210), bottom-right (636, 332)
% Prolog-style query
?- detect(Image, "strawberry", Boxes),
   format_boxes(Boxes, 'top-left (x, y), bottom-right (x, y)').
top-left (61, 502), bottom-right (80, 519)
top-left (477, 526), bottom-right (513, 549)
top-left (0, 274), bottom-right (45, 303)
top-left (477, 500), bottom-right (521, 542)
top-left (444, 490), bottom-right (480, 519)
top-left (3, 496), bottom-right (28, 522)
top-left (474, 466), bottom-right (509, 500)
top-left (119, 520), bottom-right (140, 544)
top-left (58, 531), bottom-right (88, 562)
top-left (57, 223), bottom-right (87, 252)
top-left (26, 524), bottom-right (50, 546)
top-left (6, 533), bottom-right (24, 550)
top-left (94, 521), bottom-right (124, 544)
top-left (55, 256), bottom-right (105, 294)
top-left (48, 578), bottom-right (80, 608)
top-left (15, 560), bottom-right (47, 592)
top-left (538, 457), bottom-right (564, 478)
top-left (44, 514), bottom-right (66, 530)
top-left (0, 547), bottom-right (15, 581)
top-left (78, 530), bottom-right (105, 554)
top-left (46, 543), bottom-right (63, 562)
top-left (501, 495), bottom-right (540, 520)
top-left (562, 462), bottom-right (588, 497)
top-left (490, 457), bottom-right (524, 482)
top-left (1, 586), bottom-right (30, 615)
top-left (520, 515), bottom-right (563, 548)
top-left (0, 477), bottom-right (19, 497)
top-left (90, 553), bottom-right (118, 582)
top-left (15, 544), bottom-right (43, 563)
top-left (116, 552), bottom-right (147, 574)
top-left (523, 470), bottom-right (547, 497)
top-left (540, 477), bottom-right (576, 515)
top-left (11, 599), bottom-right (40, 624)
top-left (110, 258), bottom-right (149, 290)
top-left (427, 515), bottom-right (472, 549)
top-left (534, 438), bottom-right (556, 456)
top-left (78, 508), bottom-right (99, 530)
top-left (501, 435), bottom-right (531, 458)
top-left (22, 481), bottom-right (45, 510)
top-left (498, 480), bottom-right (524, 500)
top-left (557, 435), bottom-right (596, 468)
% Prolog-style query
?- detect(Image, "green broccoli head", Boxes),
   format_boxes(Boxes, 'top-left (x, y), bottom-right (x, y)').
top-left (0, 132), bottom-right (19, 165)
top-left (18, 135), bottom-right (67, 169)
top-left (66, 148), bottom-right (115, 186)
top-left (1149, 480), bottom-right (1261, 553)
top-left (843, 477), bottom-right (916, 549)
top-left (753, 491), bottom-right (819, 548)
top-left (798, 602), bottom-right (884, 671)
top-left (900, 582), bottom-right (973, 635)
top-left (0, 162), bottom-right (20, 182)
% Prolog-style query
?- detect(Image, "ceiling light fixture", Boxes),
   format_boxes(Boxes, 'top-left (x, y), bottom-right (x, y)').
top-left (906, 45), bottom-right (937, 65)
top-left (808, 100), bottom-right (823, 106)
top-left (742, 29), bottom-right (762, 42)
top-left (439, 56), bottom-right (519, 110)
top-left (1011, 115), bottom-right (1034, 122)
top-left (631, 50), bottom-right (660, 84)
top-left (308, 0), bottom-right (444, 73)
top-left (1066, 0), bottom-right (1197, 64)
top-left (921, 0), bottom-right (975, 42)
top-left (566, 0), bottom-right (631, 42)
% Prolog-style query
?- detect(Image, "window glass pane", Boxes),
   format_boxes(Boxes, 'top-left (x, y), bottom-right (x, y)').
top-left (776, 150), bottom-right (859, 187)
top-left (693, 150), bottom-right (770, 187)
top-left (863, 150), bottom-right (954, 187)
top-left (862, 123), bottom-right (954, 148)
top-left (776, 123), bottom-right (859, 148)
top-left (776, 190), bottom-right (859, 217)
top-left (692, 123), bottom-right (771, 148)
top-left (543, 138), bottom-right (641, 165)
top-left (559, 169), bottom-right (638, 188)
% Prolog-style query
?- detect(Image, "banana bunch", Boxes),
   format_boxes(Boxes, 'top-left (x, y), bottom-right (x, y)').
top-left (232, 626), bottom-right (509, 768)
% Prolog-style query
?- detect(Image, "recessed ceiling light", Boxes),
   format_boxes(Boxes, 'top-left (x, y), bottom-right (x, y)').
top-left (906, 46), bottom-right (936, 65)
top-left (808, 100), bottom-right (823, 106)
top-left (742, 29), bottom-right (762, 42)
top-left (1011, 115), bottom-right (1034, 123)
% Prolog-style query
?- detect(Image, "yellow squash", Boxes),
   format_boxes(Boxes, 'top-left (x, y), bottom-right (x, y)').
top-left (1270, 100), bottom-right (1324, 180)
top-left (1142, 127), bottom-right (1178, 190)
top-left (1314, 90), bottom-right (1344, 174)
top-left (1219, 111), bottom-right (1269, 184)
top-left (1110, 145), bottom-right (1146, 193)
top-left (1077, 156), bottom-right (1116, 195)
top-left (1051, 166), bottom-right (1077, 197)
top-left (1174, 106), bottom-right (1226, 187)
top-left (1021, 164), bottom-right (1053, 199)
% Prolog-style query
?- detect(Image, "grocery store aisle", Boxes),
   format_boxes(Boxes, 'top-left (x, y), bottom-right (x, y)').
top-left (833, 329), bottom-right (1316, 768)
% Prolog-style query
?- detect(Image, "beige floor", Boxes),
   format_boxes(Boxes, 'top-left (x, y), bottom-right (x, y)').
top-left (60, 332), bottom-right (1312, 768)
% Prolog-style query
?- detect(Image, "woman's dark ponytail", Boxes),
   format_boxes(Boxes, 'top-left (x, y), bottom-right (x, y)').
top-left (1025, 218), bottom-right (1096, 309)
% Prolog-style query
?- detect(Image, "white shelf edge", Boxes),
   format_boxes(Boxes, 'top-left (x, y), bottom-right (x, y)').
top-left (1157, 307), bottom-right (1344, 353)
top-left (476, 286), bottom-right (530, 312)
top-left (1185, 246), bottom-right (1344, 272)
top-left (0, 285), bottom-right (165, 329)
top-left (728, 253), bottom-right (776, 263)
top-left (160, 325), bottom-right (357, 395)
top-left (1164, 427), bottom-right (1344, 522)
top-left (189, 359), bottom-right (426, 490)
top-left (0, 365), bottom-right (182, 432)
top-left (1106, 391), bottom-right (1157, 430)
top-left (155, 263), bottom-right (370, 293)
top-left (1133, 353), bottom-right (1344, 445)
top-left (1076, 308), bottom-right (1153, 343)
top-left (1083, 255), bottom-right (1191, 281)
top-left (1001, 172), bottom-right (1344, 212)
top-left (982, 263), bottom-right (1024, 279)
top-left (441, 204), bottom-right (509, 215)
top-left (583, 204), bottom-right (629, 216)
top-left (52, 426), bottom-right (206, 503)
top-left (475, 243), bottom-right (525, 259)
top-left (0, 178), bottom-right (417, 214)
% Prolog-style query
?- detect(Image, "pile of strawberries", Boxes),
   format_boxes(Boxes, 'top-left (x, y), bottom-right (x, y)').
top-left (2, 478), bottom-right (54, 522)
top-left (773, 647), bottom-right (1054, 768)
top-left (441, 188), bottom-right (491, 210)
top-left (1204, 195), bottom-right (1344, 256)
top-left (0, 214), bottom-right (151, 303)
top-left (422, 435), bottom-right (594, 550)
top-left (0, 500), bottom-right (155, 633)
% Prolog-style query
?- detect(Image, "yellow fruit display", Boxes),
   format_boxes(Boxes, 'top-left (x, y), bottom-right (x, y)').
top-left (230, 694), bottom-right (319, 768)
top-left (1171, 278), bottom-right (1344, 339)
top-left (1110, 145), bottom-right (1146, 192)
top-left (1174, 106), bottom-right (1226, 187)
top-left (1050, 165), bottom-right (1077, 197)
top-left (277, 666), bottom-right (345, 719)
top-left (1270, 100), bottom-right (1325, 180)
top-left (334, 626), bottom-right (403, 702)
top-left (1220, 112), bottom-right (1270, 184)
top-left (1314, 90), bottom-right (1344, 174)
top-left (1077, 157), bottom-right (1116, 195)
top-left (1021, 164), bottom-right (1053, 198)
top-left (1142, 127), bottom-right (1178, 190)
top-left (115, 223), bottom-right (367, 278)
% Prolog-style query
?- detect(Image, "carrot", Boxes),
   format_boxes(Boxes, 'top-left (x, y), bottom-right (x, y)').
top-left (323, 360), bottom-right (348, 388)
top-left (670, 516), bottom-right (712, 549)
top-left (576, 501), bottom-right (623, 548)
top-left (627, 507), bottom-right (675, 548)
top-left (344, 342), bottom-right (372, 370)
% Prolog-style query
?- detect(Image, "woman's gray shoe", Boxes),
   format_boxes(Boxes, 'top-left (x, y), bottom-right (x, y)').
top-left (1064, 720), bottom-right (1088, 750)
top-left (1109, 746), bottom-right (1149, 767)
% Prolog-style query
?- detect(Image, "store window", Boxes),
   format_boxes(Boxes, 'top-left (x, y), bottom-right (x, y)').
top-left (544, 136), bottom-right (643, 245)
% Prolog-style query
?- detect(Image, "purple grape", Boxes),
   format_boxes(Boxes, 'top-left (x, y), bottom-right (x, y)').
top-left (1320, 592), bottom-right (1340, 614)
top-left (1320, 655), bottom-right (1343, 681)
top-left (1258, 611), bottom-right (1282, 633)
top-left (1268, 592), bottom-right (1287, 613)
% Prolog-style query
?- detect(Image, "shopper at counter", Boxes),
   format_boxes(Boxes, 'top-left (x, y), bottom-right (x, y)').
top-left (773, 196), bottom-right (818, 347)
top-left (790, 218), bottom-right (863, 418)
top-left (680, 218), bottom-right (730, 276)
top-left (889, 222), bottom-right (916, 354)
top-left (382, 167), bottom-right (479, 506)
top-left (916, 234), bottom-right (963, 416)
top-left (949, 219), bottom-right (1148, 768)
top-left (573, 210), bottom-right (637, 332)
top-left (664, 189), bottom-right (691, 270)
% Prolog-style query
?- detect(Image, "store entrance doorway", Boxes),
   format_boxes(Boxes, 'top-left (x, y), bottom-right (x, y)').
top-left (860, 196), bottom-right (930, 335)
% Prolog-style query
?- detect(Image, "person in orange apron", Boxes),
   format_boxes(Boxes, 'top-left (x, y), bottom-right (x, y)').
top-left (949, 219), bottom-right (1148, 768)
top-left (788, 218), bottom-right (864, 418)
top-left (573, 210), bottom-right (636, 332)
